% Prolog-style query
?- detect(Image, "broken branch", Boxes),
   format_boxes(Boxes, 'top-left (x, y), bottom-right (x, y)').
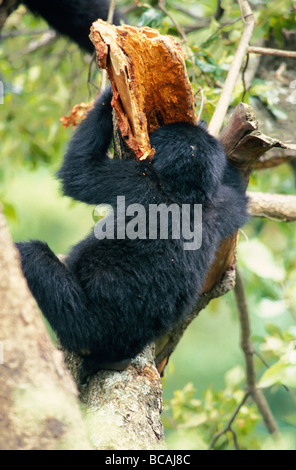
top-left (253, 149), bottom-right (296, 170)
top-left (90, 20), bottom-right (196, 160)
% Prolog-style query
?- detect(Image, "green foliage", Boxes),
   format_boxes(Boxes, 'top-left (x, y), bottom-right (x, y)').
top-left (258, 327), bottom-right (296, 389)
top-left (1, 0), bottom-right (296, 451)
top-left (164, 371), bottom-right (261, 450)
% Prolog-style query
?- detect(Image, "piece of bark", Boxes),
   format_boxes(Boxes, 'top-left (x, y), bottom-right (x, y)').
top-left (219, 102), bottom-right (258, 153)
top-left (219, 103), bottom-right (296, 176)
top-left (90, 20), bottom-right (196, 160)
top-left (60, 101), bottom-right (95, 129)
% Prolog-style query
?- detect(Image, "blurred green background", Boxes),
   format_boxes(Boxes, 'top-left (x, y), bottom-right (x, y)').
top-left (1, 0), bottom-right (296, 450)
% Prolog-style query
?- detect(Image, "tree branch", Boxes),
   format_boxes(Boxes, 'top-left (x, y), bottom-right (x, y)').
top-left (219, 105), bottom-right (296, 179)
top-left (155, 269), bottom-right (236, 368)
top-left (247, 46), bottom-right (296, 58)
top-left (208, 392), bottom-right (250, 450)
top-left (253, 149), bottom-right (296, 170)
top-left (24, 30), bottom-right (57, 54)
top-left (234, 266), bottom-right (279, 435)
top-left (65, 346), bottom-right (166, 450)
top-left (208, 0), bottom-right (255, 137)
top-left (0, 28), bottom-right (55, 39)
top-left (248, 191), bottom-right (296, 222)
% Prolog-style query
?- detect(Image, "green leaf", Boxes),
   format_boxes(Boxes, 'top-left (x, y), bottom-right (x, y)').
top-left (225, 366), bottom-right (245, 389)
top-left (258, 361), bottom-right (288, 388)
top-left (238, 240), bottom-right (285, 282)
top-left (258, 361), bottom-right (296, 388)
top-left (195, 57), bottom-right (217, 73)
top-left (138, 8), bottom-right (164, 28)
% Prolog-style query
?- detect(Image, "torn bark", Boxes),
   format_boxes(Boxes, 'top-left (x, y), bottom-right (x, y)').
top-left (90, 20), bottom-right (197, 160)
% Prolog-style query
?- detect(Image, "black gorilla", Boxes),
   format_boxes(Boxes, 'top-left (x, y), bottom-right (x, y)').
top-left (21, 0), bottom-right (122, 52)
top-left (16, 86), bottom-right (248, 376)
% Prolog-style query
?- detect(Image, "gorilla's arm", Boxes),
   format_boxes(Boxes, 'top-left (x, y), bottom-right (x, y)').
top-left (57, 87), bottom-right (154, 206)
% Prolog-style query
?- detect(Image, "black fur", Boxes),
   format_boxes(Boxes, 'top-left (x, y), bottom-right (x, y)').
top-left (22, 0), bottom-right (122, 52)
top-left (16, 87), bottom-right (248, 377)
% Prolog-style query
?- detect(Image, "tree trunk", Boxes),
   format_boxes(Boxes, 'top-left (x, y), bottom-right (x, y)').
top-left (0, 211), bottom-right (90, 450)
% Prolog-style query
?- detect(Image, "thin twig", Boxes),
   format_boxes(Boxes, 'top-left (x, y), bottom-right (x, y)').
top-left (107, 0), bottom-right (117, 24)
top-left (234, 266), bottom-right (279, 435)
top-left (254, 350), bottom-right (290, 392)
top-left (24, 30), bottom-right (57, 53)
top-left (199, 17), bottom-right (242, 47)
top-left (248, 46), bottom-right (296, 59)
top-left (87, 52), bottom-right (100, 96)
top-left (208, 392), bottom-right (250, 450)
top-left (208, 0), bottom-right (255, 137)
top-left (158, 0), bottom-right (187, 43)
top-left (171, 5), bottom-right (203, 21)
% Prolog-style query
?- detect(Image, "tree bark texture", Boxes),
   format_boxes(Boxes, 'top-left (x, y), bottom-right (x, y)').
top-left (247, 191), bottom-right (296, 222)
top-left (65, 346), bottom-right (166, 450)
top-left (0, 211), bottom-right (90, 450)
